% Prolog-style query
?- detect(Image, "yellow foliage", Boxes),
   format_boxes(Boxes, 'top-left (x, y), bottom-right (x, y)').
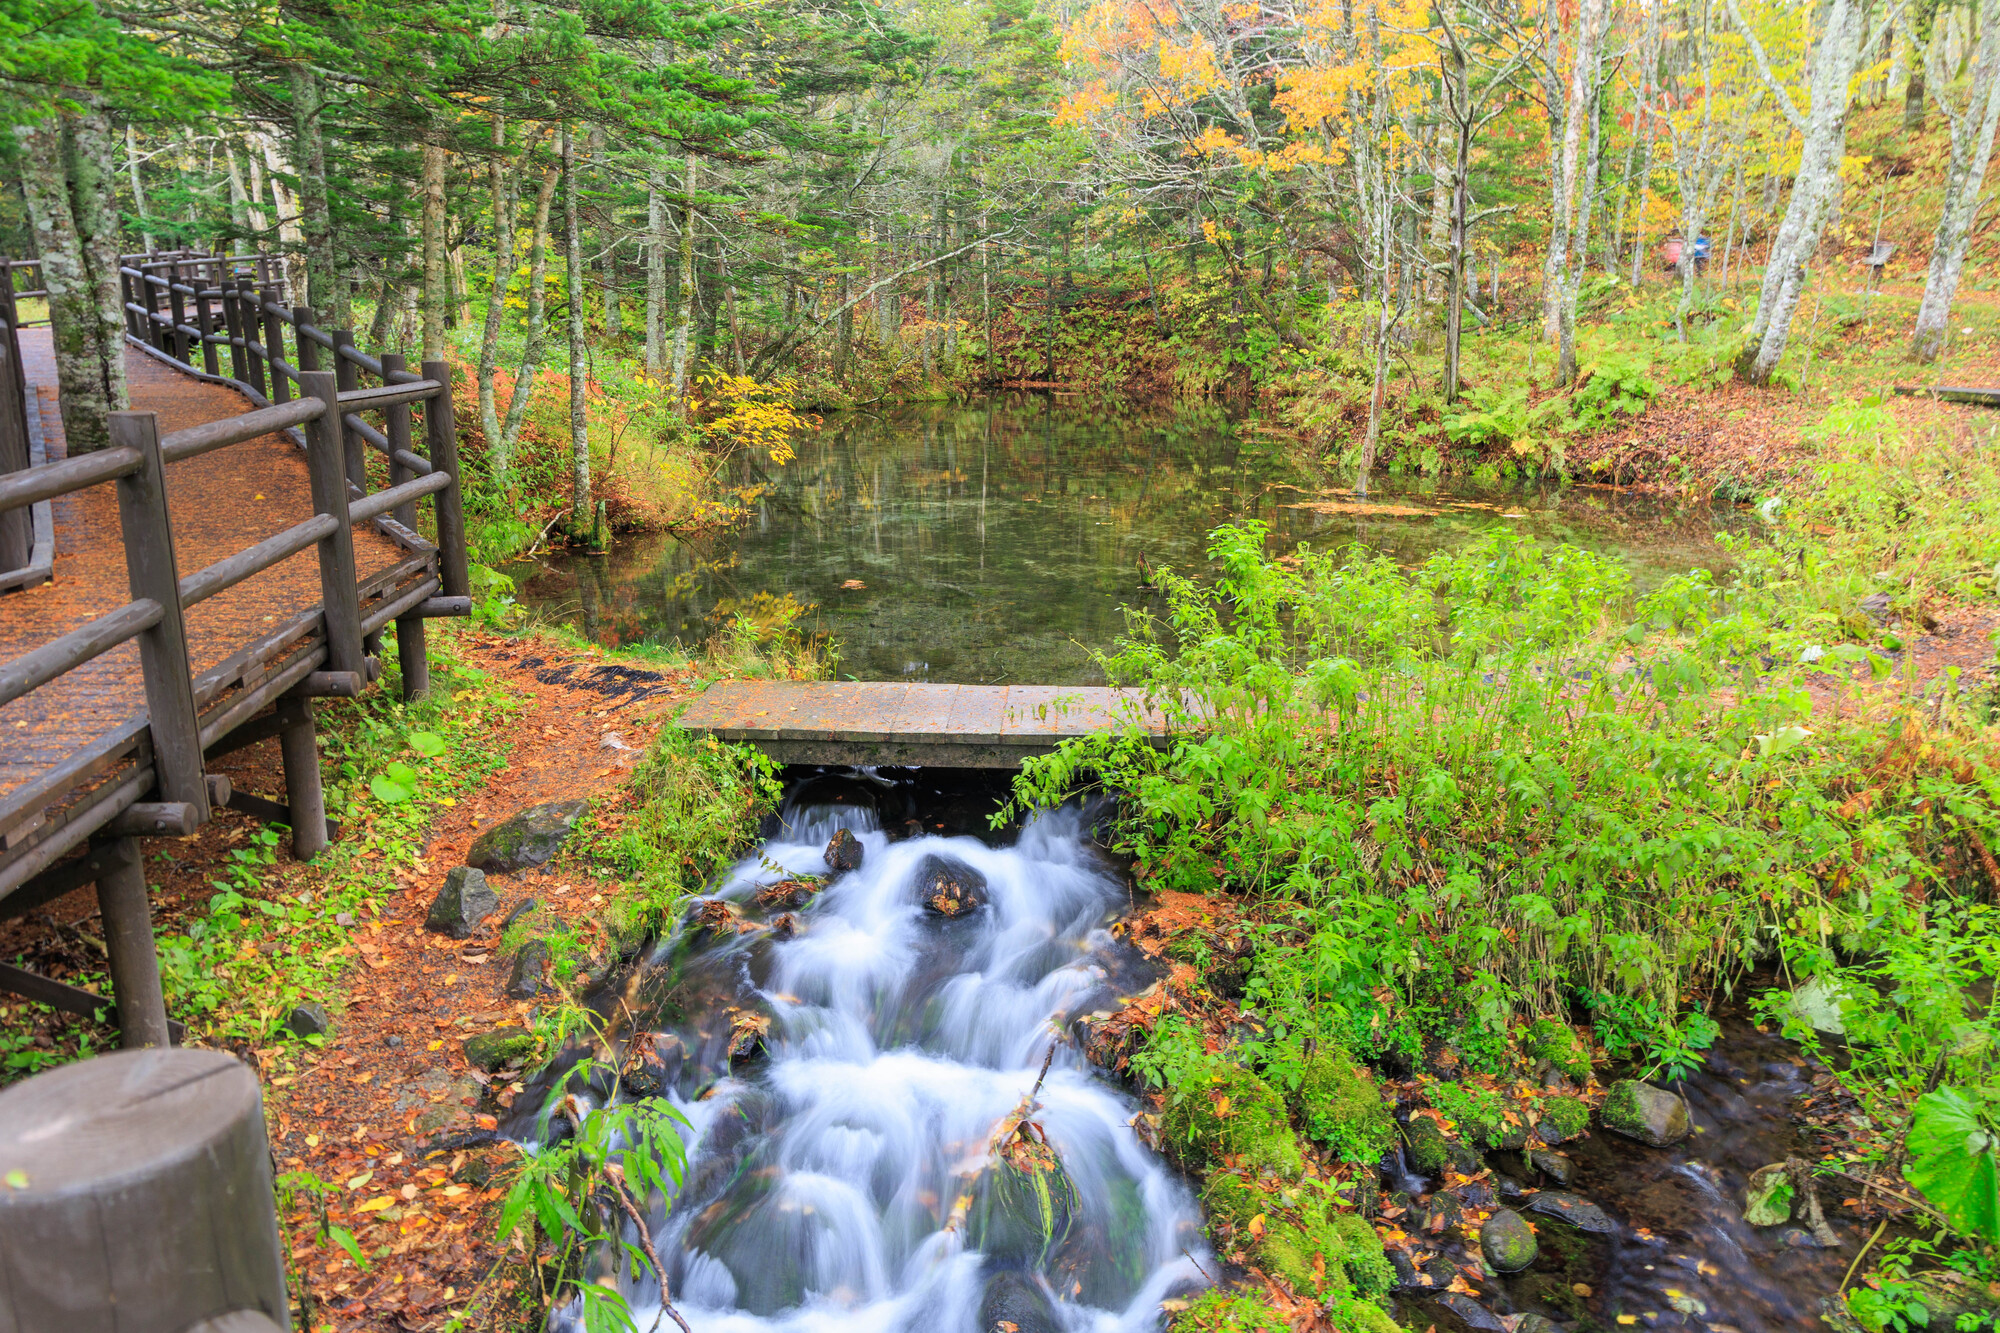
top-left (688, 372), bottom-right (815, 466)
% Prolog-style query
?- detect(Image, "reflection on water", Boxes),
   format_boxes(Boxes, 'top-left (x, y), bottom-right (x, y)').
top-left (509, 395), bottom-right (1748, 684)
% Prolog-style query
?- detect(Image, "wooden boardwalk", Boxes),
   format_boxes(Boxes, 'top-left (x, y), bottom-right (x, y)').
top-left (0, 331), bottom-right (407, 808)
top-left (676, 680), bottom-right (1168, 767)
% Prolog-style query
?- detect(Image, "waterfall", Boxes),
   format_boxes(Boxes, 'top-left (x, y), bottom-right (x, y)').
top-left (555, 789), bottom-right (1208, 1333)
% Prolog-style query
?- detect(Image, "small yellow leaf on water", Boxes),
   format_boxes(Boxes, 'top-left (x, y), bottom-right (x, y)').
top-left (4, 1170), bottom-right (28, 1190)
top-left (1617, 1318), bottom-right (1638, 1326)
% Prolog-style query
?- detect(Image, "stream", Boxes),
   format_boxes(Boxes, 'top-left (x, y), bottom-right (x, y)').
top-left (509, 395), bottom-right (1745, 683)
top-left (529, 774), bottom-right (1854, 1333)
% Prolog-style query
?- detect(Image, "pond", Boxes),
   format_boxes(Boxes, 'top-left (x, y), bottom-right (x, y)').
top-left (507, 396), bottom-right (1747, 684)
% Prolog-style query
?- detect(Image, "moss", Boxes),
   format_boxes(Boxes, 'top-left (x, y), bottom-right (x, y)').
top-left (1403, 1114), bottom-right (1450, 1173)
top-left (1541, 1094), bottom-right (1591, 1141)
top-left (1296, 1053), bottom-right (1398, 1164)
top-left (1200, 1175), bottom-right (1395, 1308)
top-left (1161, 1058), bottom-right (1304, 1177)
top-left (1526, 1019), bottom-right (1591, 1080)
top-left (1173, 1290), bottom-right (1291, 1333)
top-left (1327, 1295), bottom-right (1404, 1333)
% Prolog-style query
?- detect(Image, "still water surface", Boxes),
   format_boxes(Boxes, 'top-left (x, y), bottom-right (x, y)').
top-left (510, 396), bottom-right (1745, 684)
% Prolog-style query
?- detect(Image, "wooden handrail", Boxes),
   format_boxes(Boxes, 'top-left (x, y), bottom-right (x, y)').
top-left (159, 397), bottom-right (326, 463)
top-left (0, 599), bottom-right (163, 709)
top-left (0, 446), bottom-right (143, 515)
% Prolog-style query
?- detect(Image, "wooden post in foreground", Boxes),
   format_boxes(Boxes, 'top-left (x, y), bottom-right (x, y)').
top-left (277, 697), bottom-right (328, 860)
top-left (0, 1048), bottom-right (293, 1333)
top-left (91, 836), bottom-right (171, 1049)
top-left (297, 371), bottom-right (365, 680)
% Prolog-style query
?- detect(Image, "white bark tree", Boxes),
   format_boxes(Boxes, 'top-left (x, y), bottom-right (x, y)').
top-left (1725, 0), bottom-right (1884, 384)
top-left (15, 103), bottom-right (130, 454)
top-left (562, 125), bottom-right (590, 529)
top-left (1911, 0), bottom-right (2000, 362)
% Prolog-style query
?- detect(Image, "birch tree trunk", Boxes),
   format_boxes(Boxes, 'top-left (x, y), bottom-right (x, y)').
top-left (224, 139), bottom-right (251, 233)
top-left (495, 165), bottom-right (559, 477)
top-left (421, 141), bottom-right (447, 360)
top-left (15, 104), bottom-right (129, 454)
top-left (289, 62), bottom-right (348, 328)
top-left (1729, 0), bottom-right (1869, 383)
top-left (1629, 0), bottom-right (1659, 286)
top-left (1554, 0), bottom-right (1608, 380)
top-left (645, 161), bottom-right (667, 371)
top-left (477, 115), bottom-right (517, 451)
top-left (670, 156), bottom-right (697, 397)
top-left (1539, 0), bottom-right (1579, 341)
top-left (125, 124), bottom-right (153, 253)
top-left (1912, 0), bottom-right (2000, 362)
top-left (563, 126), bottom-right (590, 526)
top-left (245, 140), bottom-right (268, 235)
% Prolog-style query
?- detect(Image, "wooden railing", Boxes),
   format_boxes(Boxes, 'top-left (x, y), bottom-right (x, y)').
top-left (0, 249), bottom-right (474, 1049)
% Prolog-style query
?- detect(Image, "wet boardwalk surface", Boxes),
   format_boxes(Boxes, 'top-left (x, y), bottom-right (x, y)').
top-left (676, 680), bottom-right (1168, 767)
top-left (0, 332), bottom-right (405, 806)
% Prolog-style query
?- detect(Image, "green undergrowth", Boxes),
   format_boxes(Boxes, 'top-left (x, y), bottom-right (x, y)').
top-left (0, 626), bottom-right (519, 1082)
top-left (1009, 520), bottom-right (2000, 1285)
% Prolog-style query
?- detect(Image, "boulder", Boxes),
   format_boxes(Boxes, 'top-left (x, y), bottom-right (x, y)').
top-left (1600, 1079), bottom-right (1691, 1147)
top-left (917, 853), bottom-right (988, 917)
top-left (506, 940), bottom-right (551, 998)
top-left (1536, 1094), bottom-right (1591, 1144)
top-left (426, 865), bottom-right (499, 938)
top-left (466, 799), bottom-right (589, 873)
top-left (1527, 1149), bottom-right (1575, 1186)
top-left (1435, 1292), bottom-right (1506, 1331)
top-left (977, 1270), bottom-right (1062, 1333)
top-left (753, 878), bottom-right (821, 910)
top-left (464, 1026), bottom-right (537, 1071)
top-left (1404, 1114), bottom-right (1451, 1175)
top-left (1480, 1207), bottom-right (1538, 1272)
top-left (1527, 1189), bottom-right (1617, 1235)
top-left (286, 1002), bottom-right (333, 1039)
top-left (824, 828), bottom-right (864, 873)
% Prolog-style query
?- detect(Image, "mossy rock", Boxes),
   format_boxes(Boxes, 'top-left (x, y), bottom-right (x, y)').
top-left (463, 1026), bottom-right (537, 1071)
top-left (1538, 1094), bottom-right (1591, 1144)
top-left (1161, 1059), bottom-right (1303, 1177)
top-left (1325, 1297), bottom-right (1401, 1333)
top-left (1201, 1175), bottom-right (1395, 1307)
top-left (1525, 1019), bottom-right (1591, 1081)
top-left (1172, 1290), bottom-right (1291, 1333)
top-left (1600, 1079), bottom-right (1690, 1147)
top-left (1403, 1114), bottom-right (1451, 1174)
top-left (1296, 1053), bottom-right (1397, 1164)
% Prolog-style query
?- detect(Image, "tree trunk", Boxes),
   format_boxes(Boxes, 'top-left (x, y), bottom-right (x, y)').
top-left (421, 141), bottom-right (447, 360)
top-left (1545, 0), bottom-right (1605, 352)
top-left (125, 124), bottom-right (153, 253)
top-left (245, 137), bottom-right (268, 236)
top-left (670, 156), bottom-right (696, 396)
top-left (1736, 0), bottom-right (1868, 383)
top-left (495, 164), bottom-right (558, 476)
top-left (289, 62), bottom-right (348, 329)
top-left (1630, 0), bottom-right (1658, 286)
top-left (563, 125), bottom-right (589, 526)
top-left (645, 161), bottom-right (667, 371)
top-left (15, 105), bottom-right (129, 454)
top-left (477, 114), bottom-right (516, 452)
top-left (224, 139), bottom-right (250, 234)
top-left (1913, 0), bottom-right (2000, 361)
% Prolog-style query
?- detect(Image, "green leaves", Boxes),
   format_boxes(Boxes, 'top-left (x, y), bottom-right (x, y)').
top-left (1906, 1087), bottom-right (2000, 1242)
top-left (407, 731), bottom-right (447, 758)
top-left (369, 761), bottom-right (419, 804)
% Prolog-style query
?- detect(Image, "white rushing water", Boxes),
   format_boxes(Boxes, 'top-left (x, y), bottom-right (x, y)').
top-left (594, 796), bottom-right (1208, 1333)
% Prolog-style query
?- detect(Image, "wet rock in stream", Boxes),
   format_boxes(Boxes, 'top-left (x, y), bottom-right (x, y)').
top-left (977, 1269), bottom-right (1062, 1333)
top-left (1480, 1207), bottom-right (1538, 1271)
top-left (506, 939), bottom-right (551, 997)
top-left (823, 827), bottom-right (864, 872)
top-left (1526, 1189), bottom-right (1618, 1234)
top-left (1600, 1078), bottom-right (1692, 1147)
top-left (916, 852), bottom-right (988, 916)
top-left (751, 878), bottom-right (821, 910)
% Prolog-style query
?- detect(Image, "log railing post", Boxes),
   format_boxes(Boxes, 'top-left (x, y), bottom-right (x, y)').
top-left (237, 278), bottom-right (267, 400)
top-left (332, 329), bottom-right (364, 495)
top-left (386, 349), bottom-right (429, 701)
top-left (194, 272), bottom-right (220, 376)
top-left (165, 261), bottom-right (188, 363)
top-left (421, 358), bottom-right (470, 599)
top-left (90, 835), bottom-right (171, 1049)
top-left (107, 411), bottom-right (211, 824)
top-left (298, 370), bottom-right (366, 679)
top-left (292, 305), bottom-right (318, 372)
top-left (143, 267), bottom-right (165, 351)
top-left (277, 697), bottom-right (328, 859)
top-left (118, 268), bottom-right (137, 337)
top-left (220, 279), bottom-right (248, 386)
top-left (0, 329), bottom-right (30, 575)
top-left (261, 288), bottom-right (290, 403)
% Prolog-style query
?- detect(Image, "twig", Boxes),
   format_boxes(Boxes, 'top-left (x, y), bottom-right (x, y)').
top-left (609, 1168), bottom-right (690, 1333)
top-left (1029, 1040), bottom-right (1058, 1103)
top-left (1840, 1218), bottom-right (1890, 1294)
